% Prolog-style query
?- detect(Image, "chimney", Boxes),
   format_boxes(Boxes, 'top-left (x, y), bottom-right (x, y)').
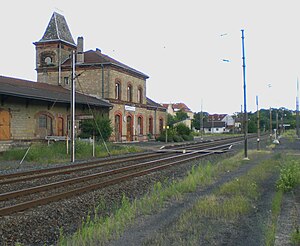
top-left (76, 36), bottom-right (84, 64)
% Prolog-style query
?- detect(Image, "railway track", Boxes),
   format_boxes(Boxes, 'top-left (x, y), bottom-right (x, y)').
top-left (0, 136), bottom-right (249, 216)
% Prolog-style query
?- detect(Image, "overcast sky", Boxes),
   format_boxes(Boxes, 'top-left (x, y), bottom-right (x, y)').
top-left (1, 0), bottom-right (299, 114)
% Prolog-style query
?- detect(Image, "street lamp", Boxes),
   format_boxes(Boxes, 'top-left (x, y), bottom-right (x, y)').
top-left (163, 125), bottom-right (169, 143)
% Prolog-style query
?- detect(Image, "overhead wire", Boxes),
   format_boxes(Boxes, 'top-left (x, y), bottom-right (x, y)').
top-left (75, 74), bottom-right (111, 156)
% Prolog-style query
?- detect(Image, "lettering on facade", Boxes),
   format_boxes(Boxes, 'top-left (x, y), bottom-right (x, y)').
top-left (125, 105), bottom-right (136, 112)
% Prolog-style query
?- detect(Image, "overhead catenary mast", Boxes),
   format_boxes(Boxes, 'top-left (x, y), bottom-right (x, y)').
top-left (71, 50), bottom-right (76, 162)
top-left (296, 77), bottom-right (299, 137)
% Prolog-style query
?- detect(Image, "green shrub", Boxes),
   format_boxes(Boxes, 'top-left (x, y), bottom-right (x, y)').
top-left (182, 134), bottom-right (194, 141)
top-left (79, 115), bottom-right (112, 141)
top-left (175, 123), bottom-right (191, 136)
top-left (276, 160), bottom-right (300, 192)
top-left (173, 135), bottom-right (183, 142)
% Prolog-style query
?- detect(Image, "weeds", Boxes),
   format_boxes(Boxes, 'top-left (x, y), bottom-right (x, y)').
top-left (59, 150), bottom-right (268, 245)
top-left (265, 190), bottom-right (283, 246)
top-left (0, 141), bottom-right (142, 165)
top-left (291, 227), bottom-right (300, 245)
top-left (276, 159), bottom-right (300, 192)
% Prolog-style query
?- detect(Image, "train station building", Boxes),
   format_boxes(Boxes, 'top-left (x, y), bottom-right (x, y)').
top-left (0, 12), bottom-right (166, 143)
top-left (34, 12), bottom-right (166, 142)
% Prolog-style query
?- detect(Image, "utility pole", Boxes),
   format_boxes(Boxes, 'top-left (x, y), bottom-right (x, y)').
top-left (276, 110), bottom-right (279, 138)
top-left (71, 50), bottom-right (76, 162)
top-left (200, 99), bottom-right (203, 139)
top-left (256, 96), bottom-right (260, 150)
top-left (296, 78), bottom-right (299, 138)
top-left (241, 29), bottom-right (248, 159)
top-left (269, 107), bottom-right (272, 142)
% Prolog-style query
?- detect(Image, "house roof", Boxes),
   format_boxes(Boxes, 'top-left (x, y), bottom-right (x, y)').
top-left (203, 121), bottom-right (226, 128)
top-left (36, 12), bottom-right (76, 46)
top-left (161, 103), bottom-right (192, 113)
top-left (0, 75), bottom-right (112, 108)
top-left (62, 49), bottom-right (149, 79)
top-left (208, 114), bottom-right (228, 121)
top-left (147, 97), bottom-right (166, 110)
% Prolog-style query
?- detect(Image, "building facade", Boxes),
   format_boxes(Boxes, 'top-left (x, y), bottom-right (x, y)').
top-left (34, 12), bottom-right (166, 142)
top-left (0, 76), bottom-right (111, 141)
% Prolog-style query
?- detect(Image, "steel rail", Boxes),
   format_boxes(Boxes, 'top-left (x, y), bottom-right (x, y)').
top-left (0, 137), bottom-right (244, 185)
top-left (0, 152), bottom-right (179, 185)
top-left (0, 146), bottom-right (229, 216)
top-left (0, 152), bottom-right (161, 180)
top-left (0, 144), bottom-right (232, 202)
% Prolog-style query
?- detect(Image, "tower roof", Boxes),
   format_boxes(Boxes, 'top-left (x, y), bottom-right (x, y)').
top-left (37, 12), bottom-right (76, 46)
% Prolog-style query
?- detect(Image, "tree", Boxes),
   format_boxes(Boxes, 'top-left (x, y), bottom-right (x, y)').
top-left (192, 112), bottom-right (209, 130)
top-left (175, 110), bottom-right (188, 122)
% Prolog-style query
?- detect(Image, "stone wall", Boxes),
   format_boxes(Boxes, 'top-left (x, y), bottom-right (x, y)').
top-left (0, 96), bottom-right (108, 140)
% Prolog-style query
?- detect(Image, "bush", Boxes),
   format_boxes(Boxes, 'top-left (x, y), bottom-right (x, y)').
top-left (182, 134), bottom-right (194, 141)
top-left (175, 123), bottom-right (191, 136)
top-left (173, 135), bottom-right (184, 142)
top-left (79, 115), bottom-right (112, 141)
top-left (276, 160), bottom-right (300, 192)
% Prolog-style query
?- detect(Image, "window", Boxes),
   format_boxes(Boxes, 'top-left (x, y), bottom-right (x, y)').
top-left (39, 115), bottom-right (47, 128)
top-left (127, 84), bottom-right (132, 102)
top-left (137, 116), bottom-right (143, 135)
top-left (149, 117), bottom-right (153, 135)
top-left (64, 77), bottom-right (69, 85)
top-left (38, 114), bottom-right (53, 135)
top-left (159, 118), bottom-right (164, 133)
top-left (45, 56), bottom-right (52, 65)
top-left (137, 87), bottom-right (142, 104)
top-left (115, 81), bottom-right (121, 100)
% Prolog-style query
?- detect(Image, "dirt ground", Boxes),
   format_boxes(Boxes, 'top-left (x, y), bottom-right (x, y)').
top-left (107, 137), bottom-right (300, 246)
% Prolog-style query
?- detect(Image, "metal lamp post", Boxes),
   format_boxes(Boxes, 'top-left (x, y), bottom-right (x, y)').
top-left (241, 29), bottom-right (248, 160)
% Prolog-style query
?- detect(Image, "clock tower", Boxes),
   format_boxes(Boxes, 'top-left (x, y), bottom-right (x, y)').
top-left (34, 12), bottom-right (76, 85)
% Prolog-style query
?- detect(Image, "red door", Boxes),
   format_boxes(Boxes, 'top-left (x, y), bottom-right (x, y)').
top-left (57, 117), bottom-right (64, 136)
top-left (126, 115), bottom-right (133, 141)
top-left (0, 110), bottom-right (10, 140)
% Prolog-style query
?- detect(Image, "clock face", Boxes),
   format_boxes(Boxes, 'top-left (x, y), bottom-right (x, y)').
top-left (44, 56), bottom-right (52, 65)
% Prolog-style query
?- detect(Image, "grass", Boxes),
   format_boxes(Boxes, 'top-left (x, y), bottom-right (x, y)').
top-left (0, 141), bottom-right (142, 165)
top-left (150, 154), bottom-right (279, 245)
top-left (265, 155), bottom-right (300, 245)
top-left (59, 150), bottom-right (269, 245)
top-left (265, 190), bottom-right (283, 246)
top-left (282, 129), bottom-right (297, 142)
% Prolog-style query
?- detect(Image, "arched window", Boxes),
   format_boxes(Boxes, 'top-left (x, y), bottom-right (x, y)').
top-left (149, 117), bottom-right (153, 135)
top-left (115, 81), bottom-right (121, 100)
top-left (38, 113), bottom-right (53, 136)
top-left (159, 118), bottom-right (164, 134)
top-left (137, 87), bottom-right (143, 104)
top-left (137, 116), bottom-right (143, 135)
top-left (127, 84), bottom-right (132, 102)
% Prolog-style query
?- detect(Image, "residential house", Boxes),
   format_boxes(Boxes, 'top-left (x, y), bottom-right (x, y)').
top-left (207, 114), bottom-right (235, 133)
top-left (203, 121), bottom-right (226, 134)
top-left (162, 103), bottom-right (194, 129)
